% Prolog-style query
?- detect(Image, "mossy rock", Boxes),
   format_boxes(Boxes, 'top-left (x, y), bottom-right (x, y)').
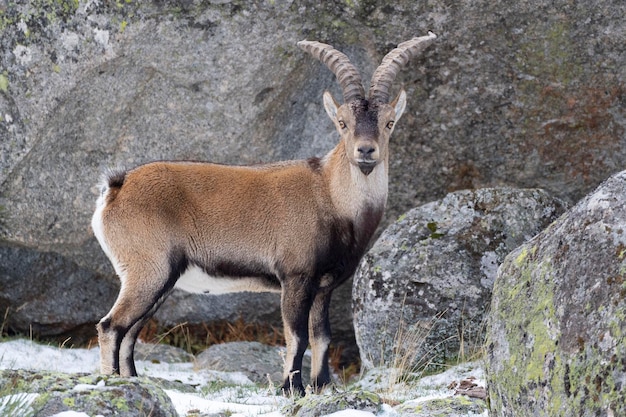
top-left (0, 369), bottom-right (177, 417)
top-left (396, 395), bottom-right (487, 417)
top-left (283, 389), bottom-right (382, 417)
top-left (487, 171), bottom-right (626, 416)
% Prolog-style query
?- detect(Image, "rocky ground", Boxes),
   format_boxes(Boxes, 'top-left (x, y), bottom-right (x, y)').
top-left (0, 338), bottom-right (487, 417)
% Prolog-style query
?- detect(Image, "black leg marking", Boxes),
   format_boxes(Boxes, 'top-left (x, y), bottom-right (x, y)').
top-left (120, 287), bottom-right (175, 376)
top-left (309, 288), bottom-right (333, 391)
top-left (118, 251), bottom-right (188, 376)
top-left (280, 277), bottom-right (316, 396)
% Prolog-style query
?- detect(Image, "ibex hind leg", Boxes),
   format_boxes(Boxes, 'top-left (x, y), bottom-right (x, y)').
top-left (97, 287), bottom-right (161, 376)
top-left (97, 311), bottom-right (123, 375)
top-left (118, 286), bottom-right (176, 376)
top-left (98, 257), bottom-right (184, 376)
top-left (98, 282), bottom-right (174, 376)
top-left (308, 288), bottom-right (333, 392)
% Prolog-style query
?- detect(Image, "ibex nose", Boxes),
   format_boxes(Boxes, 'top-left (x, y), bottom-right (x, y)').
top-left (357, 145), bottom-right (376, 158)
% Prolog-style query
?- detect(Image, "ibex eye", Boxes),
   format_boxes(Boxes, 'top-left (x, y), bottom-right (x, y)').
top-left (386, 121), bottom-right (395, 129)
top-left (338, 121), bottom-right (347, 129)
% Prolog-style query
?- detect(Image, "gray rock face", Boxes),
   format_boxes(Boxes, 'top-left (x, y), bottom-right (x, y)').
top-left (195, 341), bottom-right (311, 386)
top-left (486, 171), bottom-right (626, 417)
top-left (0, 1), bottom-right (373, 345)
top-left (134, 342), bottom-right (194, 364)
top-left (1, 0), bottom-right (625, 351)
top-left (153, 291), bottom-right (283, 331)
top-left (353, 188), bottom-right (565, 370)
top-left (0, 243), bottom-right (117, 338)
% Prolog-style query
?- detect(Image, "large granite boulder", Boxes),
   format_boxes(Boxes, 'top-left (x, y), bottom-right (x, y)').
top-left (0, 243), bottom-right (117, 338)
top-left (0, 0), bottom-right (624, 352)
top-left (353, 188), bottom-right (565, 370)
top-left (487, 170), bottom-right (626, 416)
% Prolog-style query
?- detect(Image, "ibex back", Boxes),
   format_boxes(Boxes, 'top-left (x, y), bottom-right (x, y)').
top-left (91, 33), bottom-right (436, 395)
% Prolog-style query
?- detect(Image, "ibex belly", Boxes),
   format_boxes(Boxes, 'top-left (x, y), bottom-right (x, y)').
top-left (175, 265), bottom-right (281, 294)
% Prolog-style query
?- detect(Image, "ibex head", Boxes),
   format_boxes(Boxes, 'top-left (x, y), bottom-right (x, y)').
top-left (298, 33), bottom-right (437, 176)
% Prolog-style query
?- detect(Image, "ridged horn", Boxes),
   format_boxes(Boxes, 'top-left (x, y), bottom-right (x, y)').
top-left (298, 40), bottom-right (365, 103)
top-left (369, 32), bottom-right (437, 104)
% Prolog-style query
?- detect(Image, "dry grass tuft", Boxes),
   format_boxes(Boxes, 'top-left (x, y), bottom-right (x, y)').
top-left (138, 317), bottom-right (286, 355)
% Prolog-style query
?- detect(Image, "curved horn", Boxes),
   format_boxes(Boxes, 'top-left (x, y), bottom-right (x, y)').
top-left (369, 32), bottom-right (437, 104)
top-left (298, 40), bottom-right (365, 103)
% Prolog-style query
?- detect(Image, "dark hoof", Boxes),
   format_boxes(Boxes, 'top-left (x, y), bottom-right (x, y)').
top-left (280, 382), bottom-right (305, 397)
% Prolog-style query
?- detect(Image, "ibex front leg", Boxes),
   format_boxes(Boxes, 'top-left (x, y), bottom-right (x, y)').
top-left (280, 277), bottom-right (315, 396)
top-left (309, 287), bottom-right (333, 391)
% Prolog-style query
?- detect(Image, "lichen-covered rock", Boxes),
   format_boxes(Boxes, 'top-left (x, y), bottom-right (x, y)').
top-left (282, 389), bottom-right (382, 417)
top-left (0, 369), bottom-right (177, 417)
top-left (353, 188), bottom-right (565, 370)
top-left (487, 171), bottom-right (626, 416)
top-left (396, 396), bottom-right (487, 417)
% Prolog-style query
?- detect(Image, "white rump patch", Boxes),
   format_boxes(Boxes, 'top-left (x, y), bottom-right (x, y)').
top-left (91, 194), bottom-right (108, 254)
top-left (91, 193), bottom-right (125, 279)
top-left (175, 265), bottom-right (278, 295)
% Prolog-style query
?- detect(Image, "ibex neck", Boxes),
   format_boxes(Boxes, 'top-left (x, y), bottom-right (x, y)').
top-left (322, 141), bottom-right (388, 223)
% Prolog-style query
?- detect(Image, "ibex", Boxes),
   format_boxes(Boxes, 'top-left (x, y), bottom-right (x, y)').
top-left (91, 33), bottom-right (436, 395)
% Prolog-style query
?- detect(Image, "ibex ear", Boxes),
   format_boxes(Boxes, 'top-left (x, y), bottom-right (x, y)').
top-left (323, 91), bottom-right (339, 120)
top-left (391, 89), bottom-right (407, 122)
